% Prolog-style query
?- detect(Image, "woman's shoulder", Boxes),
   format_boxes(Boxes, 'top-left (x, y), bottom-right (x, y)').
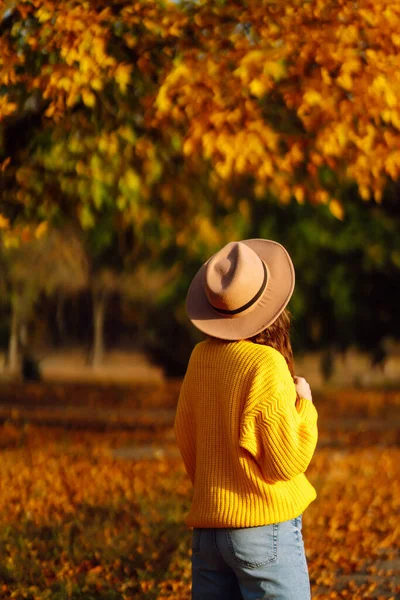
top-left (189, 338), bottom-right (286, 365)
top-left (189, 338), bottom-right (233, 360)
top-left (236, 340), bottom-right (287, 363)
top-left (184, 340), bottom-right (291, 392)
top-left (198, 339), bottom-right (288, 371)
top-left (193, 337), bottom-right (284, 355)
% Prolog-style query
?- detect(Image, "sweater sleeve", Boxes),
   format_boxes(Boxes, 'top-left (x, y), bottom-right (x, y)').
top-left (174, 376), bottom-right (196, 485)
top-left (239, 350), bottom-right (318, 483)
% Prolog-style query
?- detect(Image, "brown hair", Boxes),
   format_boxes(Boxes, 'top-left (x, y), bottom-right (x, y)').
top-left (247, 309), bottom-right (298, 391)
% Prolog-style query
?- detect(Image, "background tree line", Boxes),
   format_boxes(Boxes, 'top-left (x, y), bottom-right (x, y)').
top-left (0, 0), bottom-right (399, 376)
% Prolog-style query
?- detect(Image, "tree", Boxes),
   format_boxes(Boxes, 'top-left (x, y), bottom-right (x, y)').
top-left (0, 225), bottom-right (88, 372)
top-left (248, 185), bottom-right (400, 354)
top-left (155, 0), bottom-right (400, 213)
top-left (1, 0), bottom-right (399, 365)
top-left (0, 0), bottom-right (206, 238)
top-left (3, 0), bottom-right (399, 234)
top-left (0, 0), bottom-right (247, 367)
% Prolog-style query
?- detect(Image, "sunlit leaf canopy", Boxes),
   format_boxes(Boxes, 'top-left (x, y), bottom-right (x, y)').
top-left (1, 0), bottom-right (400, 249)
top-left (156, 0), bottom-right (400, 208)
top-left (0, 0), bottom-right (235, 255)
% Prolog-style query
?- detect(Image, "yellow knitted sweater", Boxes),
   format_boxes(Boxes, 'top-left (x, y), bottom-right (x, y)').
top-left (174, 338), bottom-right (318, 528)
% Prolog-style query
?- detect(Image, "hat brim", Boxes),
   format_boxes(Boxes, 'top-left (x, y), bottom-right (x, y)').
top-left (185, 239), bottom-right (295, 341)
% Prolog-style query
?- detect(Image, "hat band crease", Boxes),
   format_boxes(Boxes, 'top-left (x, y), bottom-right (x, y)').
top-left (209, 261), bottom-right (268, 316)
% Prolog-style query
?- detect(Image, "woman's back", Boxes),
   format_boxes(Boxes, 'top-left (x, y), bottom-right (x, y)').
top-left (175, 338), bottom-right (318, 528)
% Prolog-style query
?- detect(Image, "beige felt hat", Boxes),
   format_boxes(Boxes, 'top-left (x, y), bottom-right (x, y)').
top-left (186, 239), bottom-right (295, 341)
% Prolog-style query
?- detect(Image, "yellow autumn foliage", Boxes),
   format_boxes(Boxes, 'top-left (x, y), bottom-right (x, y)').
top-left (1, 0), bottom-right (400, 239)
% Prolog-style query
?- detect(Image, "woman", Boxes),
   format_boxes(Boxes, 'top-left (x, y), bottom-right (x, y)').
top-left (174, 239), bottom-right (318, 600)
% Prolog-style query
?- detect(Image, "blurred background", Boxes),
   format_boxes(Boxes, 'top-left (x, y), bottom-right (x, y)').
top-left (0, 1), bottom-right (400, 389)
top-left (1, 198), bottom-right (399, 388)
top-left (0, 2), bottom-right (399, 599)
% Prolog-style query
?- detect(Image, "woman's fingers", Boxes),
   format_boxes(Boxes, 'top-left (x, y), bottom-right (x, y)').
top-left (294, 376), bottom-right (313, 401)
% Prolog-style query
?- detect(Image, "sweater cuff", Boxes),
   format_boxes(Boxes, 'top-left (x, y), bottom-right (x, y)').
top-left (296, 398), bottom-right (318, 425)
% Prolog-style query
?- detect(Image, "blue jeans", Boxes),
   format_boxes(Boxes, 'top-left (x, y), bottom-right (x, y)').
top-left (191, 515), bottom-right (311, 600)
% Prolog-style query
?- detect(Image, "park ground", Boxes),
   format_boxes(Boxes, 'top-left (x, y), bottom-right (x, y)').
top-left (0, 379), bottom-right (398, 600)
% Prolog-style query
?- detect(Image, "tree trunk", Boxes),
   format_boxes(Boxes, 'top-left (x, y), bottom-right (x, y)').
top-left (55, 292), bottom-right (66, 345)
top-left (91, 289), bottom-right (108, 367)
top-left (8, 298), bottom-right (19, 373)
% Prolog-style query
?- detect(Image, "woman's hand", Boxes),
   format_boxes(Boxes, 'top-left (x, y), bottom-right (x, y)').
top-left (294, 376), bottom-right (312, 402)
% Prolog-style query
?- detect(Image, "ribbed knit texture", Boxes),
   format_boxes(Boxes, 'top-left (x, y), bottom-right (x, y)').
top-left (174, 338), bottom-right (318, 528)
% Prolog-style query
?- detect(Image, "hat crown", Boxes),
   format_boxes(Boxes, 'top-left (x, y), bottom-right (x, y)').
top-left (204, 242), bottom-right (266, 316)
